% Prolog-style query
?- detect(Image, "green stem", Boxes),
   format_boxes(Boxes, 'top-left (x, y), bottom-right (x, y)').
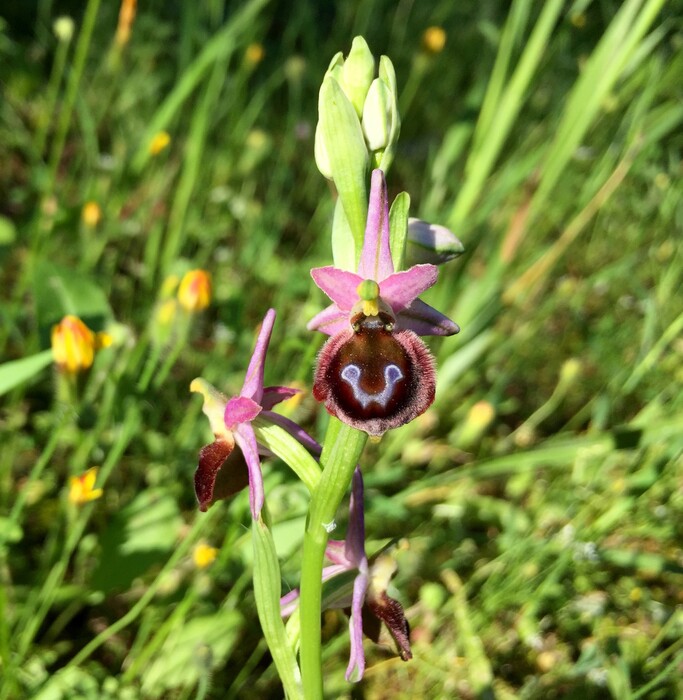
top-left (299, 419), bottom-right (367, 699)
top-left (33, 32), bottom-right (72, 161)
top-left (45, 0), bottom-right (101, 197)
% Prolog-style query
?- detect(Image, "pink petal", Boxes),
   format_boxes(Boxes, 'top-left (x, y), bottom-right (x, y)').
top-left (379, 265), bottom-right (438, 312)
top-left (261, 386), bottom-right (300, 410)
top-left (357, 169), bottom-right (394, 282)
top-left (307, 304), bottom-right (350, 336)
top-left (311, 267), bottom-right (362, 310)
top-left (397, 298), bottom-right (460, 336)
top-left (280, 563), bottom-right (349, 617)
top-left (240, 309), bottom-right (276, 403)
top-left (234, 423), bottom-right (264, 519)
top-left (326, 539), bottom-right (353, 567)
top-left (345, 569), bottom-right (369, 682)
top-left (224, 395), bottom-right (262, 429)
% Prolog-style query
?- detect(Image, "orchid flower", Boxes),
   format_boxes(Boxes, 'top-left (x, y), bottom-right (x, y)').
top-left (191, 308), bottom-right (312, 518)
top-left (309, 169), bottom-right (459, 436)
top-left (281, 468), bottom-right (411, 681)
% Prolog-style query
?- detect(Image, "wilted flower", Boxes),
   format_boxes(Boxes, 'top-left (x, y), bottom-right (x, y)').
top-left (51, 315), bottom-right (112, 374)
top-left (281, 469), bottom-right (411, 681)
top-left (178, 269), bottom-right (212, 312)
top-left (309, 169), bottom-right (459, 436)
top-left (69, 467), bottom-right (103, 504)
top-left (422, 26), bottom-right (446, 54)
top-left (191, 309), bottom-right (312, 518)
top-left (149, 131), bottom-right (171, 156)
top-left (193, 542), bottom-right (219, 569)
top-left (81, 201), bottom-right (102, 228)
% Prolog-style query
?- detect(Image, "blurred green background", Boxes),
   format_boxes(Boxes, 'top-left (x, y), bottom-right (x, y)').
top-left (1, 0), bottom-right (682, 698)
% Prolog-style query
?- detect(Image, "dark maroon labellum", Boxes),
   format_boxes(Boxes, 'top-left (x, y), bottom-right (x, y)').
top-left (313, 312), bottom-right (436, 436)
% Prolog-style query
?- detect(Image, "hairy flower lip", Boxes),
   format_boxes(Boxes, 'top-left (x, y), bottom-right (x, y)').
top-left (312, 323), bottom-right (436, 437)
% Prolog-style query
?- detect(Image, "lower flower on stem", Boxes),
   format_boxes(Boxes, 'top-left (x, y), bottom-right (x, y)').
top-left (281, 468), bottom-right (411, 681)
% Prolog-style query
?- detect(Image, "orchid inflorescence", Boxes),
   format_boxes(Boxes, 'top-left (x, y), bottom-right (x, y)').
top-left (189, 36), bottom-right (462, 694)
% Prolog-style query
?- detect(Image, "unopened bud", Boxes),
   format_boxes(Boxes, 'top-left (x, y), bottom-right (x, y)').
top-left (339, 36), bottom-right (375, 116)
top-left (178, 270), bottom-right (212, 312)
top-left (53, 17), bottom-right (74, 42)
top-left (405, 218), bottom-right (464, 265)
top-left (362, 78), bottom-right (393, 152)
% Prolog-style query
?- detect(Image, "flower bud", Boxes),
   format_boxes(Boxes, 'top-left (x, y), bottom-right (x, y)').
top-left (339, 36), bottom-right (375, 116)
top-left (178, 270), bottom-right (212, 312)
top-left (51, 315), bottom-right (111, 374)
top-left (53, 17), bottom-right (74, 42)
top-left (244, 42), bottom-right (265, 66)
top-left (149, 131), bottom-right (171, 156)
top-left (405, 218), bottom-right (464, 265)
top-left (422, 26), bottom-right (446, 55)
top-left (316, 37), bottom-right (400, 181)
top-left (362, 78), bottom-right (393, 152)
top-left (81, 201), bottom-right (102, 228)
top-left (314, 123), bottom-right (333, 179)
top-left (193, 542), bottom-right (219, 569)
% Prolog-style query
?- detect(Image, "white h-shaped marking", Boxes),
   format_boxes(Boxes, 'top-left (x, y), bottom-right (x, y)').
top-left (340, 364), bottom-right (404, 409)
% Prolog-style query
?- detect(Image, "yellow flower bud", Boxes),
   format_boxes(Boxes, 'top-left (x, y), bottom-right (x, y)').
top-left (149, 131), bottom-right (171, 156)
top-left (115, 0), bottom-right (137, 47)
top-left (178, 270), bottom-right (212, 312)
top-left (193, 542), bottom-right (219, 569)
top-left (81, 201), bottom-right (102, 228)
top-left (69, 467), bottom-right (103, 505)
top-left (422, 26), bottom-right (446, 54)
top-left (245, 43), bottom-right (265, 65)
top-left (51, 316), bottom-right (97, 374)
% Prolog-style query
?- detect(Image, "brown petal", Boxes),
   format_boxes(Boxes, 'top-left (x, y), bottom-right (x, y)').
top-left (365, 592), bottom-right (412, 661)
top-left (194, 438), bottom-right (249, 511)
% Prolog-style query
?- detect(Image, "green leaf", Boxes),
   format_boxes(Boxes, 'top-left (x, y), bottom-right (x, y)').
top-left (33, 260), bottom-right (112, 341)
top-left (0, 350), bottom-right (53, 396)
top-left (252, 516), bottom-right (303, 699)
top-left (141, 608), bottom-right (243, 696)
top-left (92, 489), bottom-right (183, 593)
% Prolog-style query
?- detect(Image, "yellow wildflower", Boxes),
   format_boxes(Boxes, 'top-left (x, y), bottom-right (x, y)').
top-left (422, 26), bottom-right (446, 54)
top-left (193, 542), bottom-right (219, 569)
top-left (149, 131), bottom-right (171, 156)
top-left (178, 270), bottom-right (212, 312)
top-left (82, 201), bottom-right (102, 228)
top-left (51, 315), bottom-right (112, 374)
top-left (69, 467), bottom-right (103, 505)
top-left (245, 43), bottom-right (265, 65)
